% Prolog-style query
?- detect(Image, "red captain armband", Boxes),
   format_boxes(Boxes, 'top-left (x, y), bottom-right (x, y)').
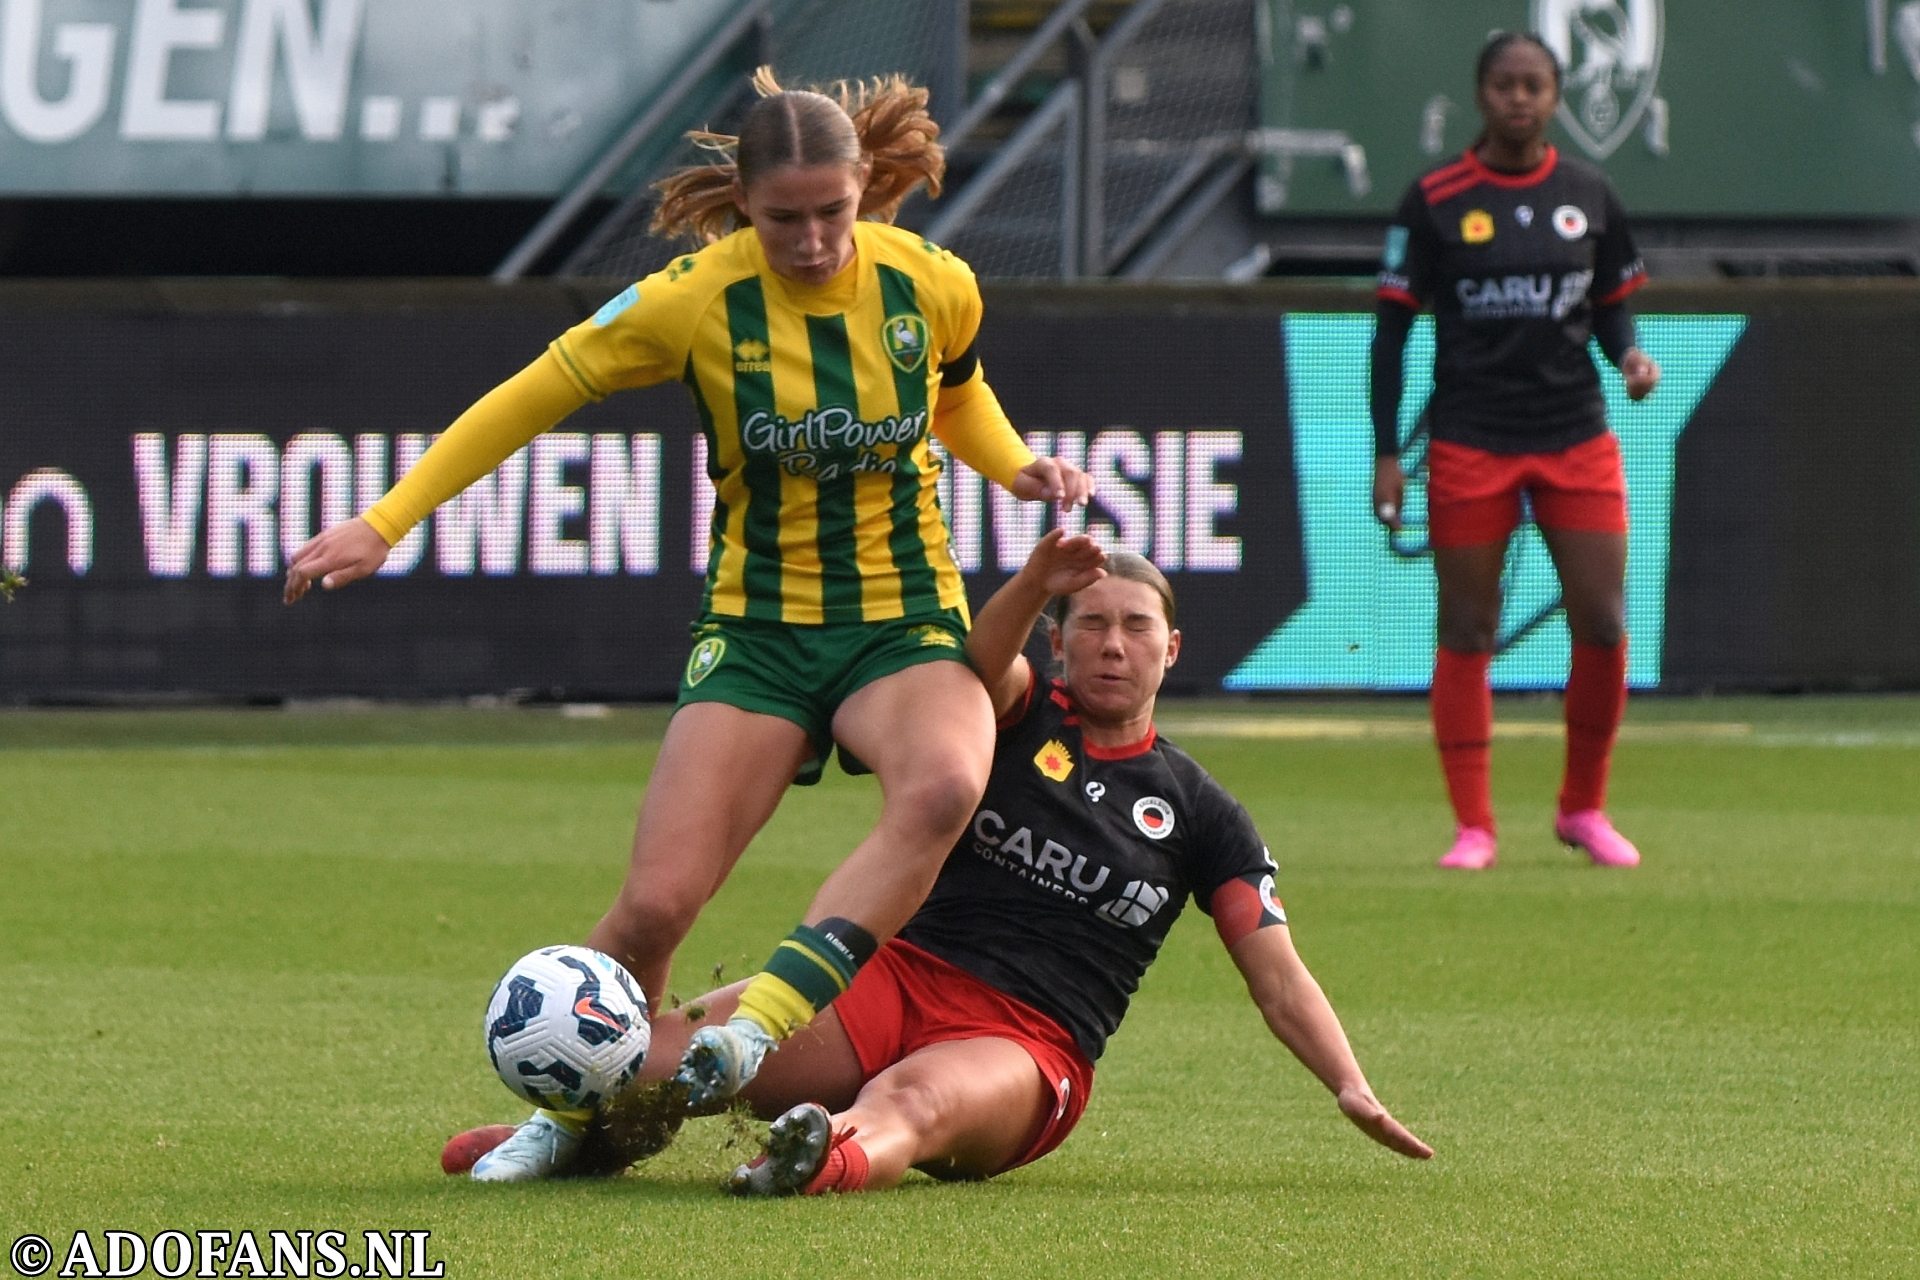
top-left (1210, 872), bottom-right (1288, 949)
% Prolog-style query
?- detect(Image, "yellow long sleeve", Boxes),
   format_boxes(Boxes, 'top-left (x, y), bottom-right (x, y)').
top-left (363, 350), bottom-right (590, 545)
top-left (931, 369), bottom-right (1035, 490)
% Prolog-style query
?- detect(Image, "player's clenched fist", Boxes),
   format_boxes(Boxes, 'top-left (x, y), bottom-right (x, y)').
top-left (1011, 455), bottom-right (1095, 510)
top-left (283, 516), bottom-right (392, 604)
top-left (1620, 347), bottom-right (1660, 401)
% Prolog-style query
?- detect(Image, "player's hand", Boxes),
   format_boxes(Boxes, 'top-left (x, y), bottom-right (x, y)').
top-left (1012, 455), bottom-right (1094, 512)
top-left (1020, 527), bottom-right (1107, 597)
top-left (1621, 347), bottom-right (1660, 401)
top-left (1372, 457), bottom-right (1406, 531)
top-left (1337, 1085), bottom-right (1433, 1160)
top-left (284, 516), bottom-right (393, 604)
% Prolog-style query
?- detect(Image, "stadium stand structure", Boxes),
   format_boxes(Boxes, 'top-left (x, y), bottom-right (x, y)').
top-left (1, 0), bottom-right (1915, 279)
top-left (518, 0), bottom-right (1381, 283)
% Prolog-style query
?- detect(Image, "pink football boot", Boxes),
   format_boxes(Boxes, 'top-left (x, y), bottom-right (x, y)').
top-left (1437, 826), bottom-right (1498, 870)
top-left (1555, 809), bottom-right (1641, 867)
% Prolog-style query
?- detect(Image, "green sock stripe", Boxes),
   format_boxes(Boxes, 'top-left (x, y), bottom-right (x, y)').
top-left (764, 926), bottom-right (857, 1011)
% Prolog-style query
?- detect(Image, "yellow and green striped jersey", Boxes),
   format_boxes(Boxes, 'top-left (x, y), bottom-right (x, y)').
top-left (551, 222), bottom-right (980, 625)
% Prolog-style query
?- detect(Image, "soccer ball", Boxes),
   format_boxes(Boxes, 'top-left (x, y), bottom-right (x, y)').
top-left (483, 945), bottom-right (651, 1111)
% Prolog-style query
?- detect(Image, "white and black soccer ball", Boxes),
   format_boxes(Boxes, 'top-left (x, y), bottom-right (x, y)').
top-left (483, 945), bottom-right (651, 1111)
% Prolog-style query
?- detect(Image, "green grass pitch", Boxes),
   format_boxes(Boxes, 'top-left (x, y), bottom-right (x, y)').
top-left (2, 697), bottom-right (1915, 1278)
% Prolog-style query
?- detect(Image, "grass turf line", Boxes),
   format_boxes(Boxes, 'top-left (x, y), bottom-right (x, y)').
top-left (1, 697), bottom-right (1915, 1278)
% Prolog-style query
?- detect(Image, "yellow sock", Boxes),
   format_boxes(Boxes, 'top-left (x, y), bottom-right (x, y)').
top-left (537, 1107), bottom-right (592, 1136)
top-left (732, 971), bottom-right (816, 1041)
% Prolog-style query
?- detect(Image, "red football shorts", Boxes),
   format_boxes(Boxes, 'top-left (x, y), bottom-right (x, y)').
top-left (833, 938), bottom-right (1095, 1173)
top-left (1425, 432), bottom-right (1628, 548)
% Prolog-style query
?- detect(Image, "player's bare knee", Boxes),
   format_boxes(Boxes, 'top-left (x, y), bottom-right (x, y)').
top-left (1437, 620), bottom-right (1498, 653)
top-left (606, 889), bottom-right (699, 961)
top-left (890, 768), bottom-right (986, 843)
top-left (1573, 618), bottom-right (1624, 648)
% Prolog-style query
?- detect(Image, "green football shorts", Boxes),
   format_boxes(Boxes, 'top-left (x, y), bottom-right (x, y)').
top-left (675, 607), bottom-right (971, 785)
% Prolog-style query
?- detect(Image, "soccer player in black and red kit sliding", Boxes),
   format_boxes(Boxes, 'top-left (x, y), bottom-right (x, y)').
top-left (1372, 32), bottom-right (1660, 871)
top-left (445, 530), bottom-right (1431, 1191)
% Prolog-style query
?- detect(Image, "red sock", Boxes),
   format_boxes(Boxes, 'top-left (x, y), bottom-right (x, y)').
top-left (803, 1132), bottom-right (871, 1194)
top-left (1432, 647), bottom-right (1495, 832)
top-left (1559, 640), bottom-right (1628, 815)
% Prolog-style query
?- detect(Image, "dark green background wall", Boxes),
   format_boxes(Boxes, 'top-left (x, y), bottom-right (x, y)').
top-left (1261, 1), bottom-right (1920, 215)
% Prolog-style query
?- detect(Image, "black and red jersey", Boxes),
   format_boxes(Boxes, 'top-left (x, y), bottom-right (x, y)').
top-left (1377, 145), bottom-right (1646, 454)
top-left (898, 674), bottom-right (1282, 1062)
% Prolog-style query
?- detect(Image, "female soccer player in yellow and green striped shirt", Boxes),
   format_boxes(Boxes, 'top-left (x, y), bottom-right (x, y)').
top-left (285, 68), bottom-right (1093, 1177)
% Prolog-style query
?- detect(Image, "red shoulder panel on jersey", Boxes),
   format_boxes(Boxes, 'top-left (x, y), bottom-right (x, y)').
top-left (1418, 156), bottom-right (1476, 196)
top-left (1376, 285), bottom-right (1421, 310)
top-left (1596, 271), bottom-right (1649, 307)
top-left (1423, 174), bottom-right (1481, 206)
top-left (1419, 170), bottom-right (1478, 207)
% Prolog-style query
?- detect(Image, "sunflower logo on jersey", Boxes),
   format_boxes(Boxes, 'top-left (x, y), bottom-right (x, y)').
top-left (1033, 739), bottom-right (1074, 782)
top-left (684, 637), bottom-right (726, 687)
top-left (882, 315), bottom-right (929, 373)
top-left (734, 338), bottom-right (772, 374)
top-left (1461, 210), bottom-right (1495, 245)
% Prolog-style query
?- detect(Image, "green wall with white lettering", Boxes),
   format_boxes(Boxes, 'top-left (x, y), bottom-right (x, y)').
top-left (1262, 0), bottom-right (1920, 215)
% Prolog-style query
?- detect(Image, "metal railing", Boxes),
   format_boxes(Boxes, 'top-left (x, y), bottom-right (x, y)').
top-left (496, 0), bottom-right (1322, 283)
top-left (928, 0), bottom-right (1356, 279)
top-left (492, 0), bottom-right (775, 282)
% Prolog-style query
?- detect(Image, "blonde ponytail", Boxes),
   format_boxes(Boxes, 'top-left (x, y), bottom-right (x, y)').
top-left (651, 66), bottom-right (946, 243)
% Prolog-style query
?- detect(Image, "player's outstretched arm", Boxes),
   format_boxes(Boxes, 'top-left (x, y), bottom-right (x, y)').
top-left (963, 528), bottom-right (1106, 719)
top-left (283, 350), bottom-right (589, 604)
top-left (1228, 926), bottom-right (1433, 1160)
top-left (933, 372), bottom-right (1093, 510)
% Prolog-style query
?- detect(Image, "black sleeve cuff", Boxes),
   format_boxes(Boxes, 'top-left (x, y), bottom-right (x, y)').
top-left (1370, 303), bottom-right (1415, 457)
top-left (1593, 303), bottom-right (1637, 368)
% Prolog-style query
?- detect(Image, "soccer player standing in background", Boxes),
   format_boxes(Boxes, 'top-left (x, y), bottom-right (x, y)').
top-left (285, 68), bottom-right (1090, 1175)
top-left (1370, 33), bottom-right (1659, 871)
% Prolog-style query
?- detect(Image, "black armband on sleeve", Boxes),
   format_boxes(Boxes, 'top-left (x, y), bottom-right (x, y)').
top-left (1593, 303), bottom-right (1636, 368)
top-left (940, 341), bottom-right (980, 387)
top-left (1369, 303), bottom-right (1415, 458)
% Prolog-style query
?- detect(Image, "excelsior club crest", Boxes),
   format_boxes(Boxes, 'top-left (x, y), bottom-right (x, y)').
top-left (1533, 0), bottom-right (1664, 160)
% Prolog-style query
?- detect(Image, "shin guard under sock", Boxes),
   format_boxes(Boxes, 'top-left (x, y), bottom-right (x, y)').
top-left (733, 917), bottom-right (878, 1041)
top-left (1432, 647), bottom-right (1495, 832)
top-left (1559, 639), bottom-right (1628, 815)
